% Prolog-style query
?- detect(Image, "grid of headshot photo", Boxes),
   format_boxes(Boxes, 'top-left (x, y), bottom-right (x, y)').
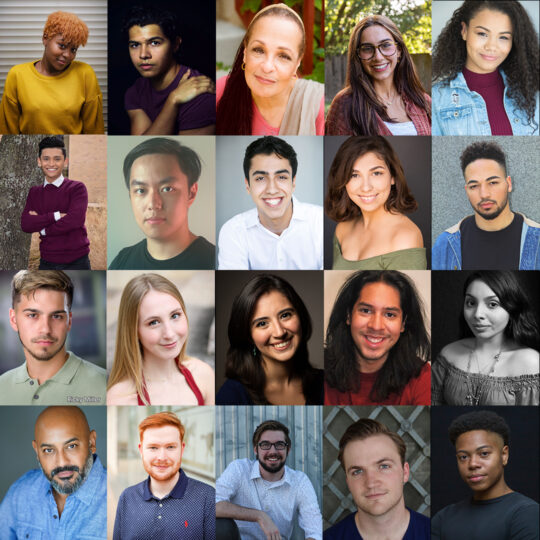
top-left (0, 1), bottom-right (539, 539)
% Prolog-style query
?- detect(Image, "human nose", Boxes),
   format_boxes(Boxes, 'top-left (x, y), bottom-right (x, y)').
top-left (266, 177), bottom-right (279, 193)
top-left (147, 189), bottom-right (163, 210)
top-left (139, 44), bottom-right (151, 59)
top-left (478, 183), bottom-right (491, 198)
top-left (473, 303), bottom-right (487, 320)
top-left (39, 316), bottom-right (53, 335)
top-left (161, 320), bottom-right (175, 339)
top-left (372, 46), bottom-right (385, 61)
top-left (270, 318), bottom-right (287, 337)
top-left (364, 468), bottom-right (380, 488)
top-left (261, 54), bottom-right (275, 73)
top-left (367, 311), bottom-right (384, 331)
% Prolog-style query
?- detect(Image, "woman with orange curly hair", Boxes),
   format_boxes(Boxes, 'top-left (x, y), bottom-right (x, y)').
top-left (0, 11), bottom-right (104, 134)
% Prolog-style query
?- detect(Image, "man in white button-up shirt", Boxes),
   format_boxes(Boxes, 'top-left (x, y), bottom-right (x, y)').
top-left (218, 136), bottom-right (323, 270)
top-left (216, 420), bottom-right (322, 540)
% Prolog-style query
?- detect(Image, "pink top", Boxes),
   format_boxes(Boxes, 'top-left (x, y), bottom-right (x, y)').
top-left (217, 76), bottom-right (324, 135)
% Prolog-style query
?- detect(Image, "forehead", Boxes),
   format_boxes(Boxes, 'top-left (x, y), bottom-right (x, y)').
top-left (355, 281), bottom-right (401, 309)
top-left (455, 429), bottom-right (504, 450)
top-left (252, 290), bottom-right (291, 317)
top-left (469, 8), bottom-right (513, 30)
top-left (130, 153), bottom-right (187, 185)
top-left (352, 152), bottom-right (388, 171)
top-left (258, 429), bottom-right (287, 443)
top-left (343, 434), bottom-right (401, 467)
top-left (465, 279), bottom-right (497, 298)
top-left (142, 425), bottom-right (181, 444)
top-left (139, 290), bottom-right (181, 316)
top-left (40, 148), bottom-right (64, 159)
top-left (35, 415), bottom-right (88, 444)
top-left (128, 24), bottom-right (167, 41)
top-left (15, 288), bottom-right (69, 310)
top-left (360, 24), bottom-right (394, 44)
top-left (248, 15), bottom-right (303, 53)
top-left (249, 153), bottom-right (292, 174)
top-left (464, 158), bottom-right (505, 180)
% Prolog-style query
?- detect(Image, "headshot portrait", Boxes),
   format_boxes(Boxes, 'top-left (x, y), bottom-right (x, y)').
top-left (324, 269), bottom-right (431, 406)
top-left (431, 0), bottom-right (539, 136)
top-left (432, 136), bottom-right (540, 270)
top-left (106, 270), bottom-right (215, 406)
top-left (107, 0), bottom-right (216, 135)
top-left (431, 271), bottom-right (539, 406)
top-left (431, 407), bottom-right (539, 539)
top-left (324, 135), bottom-right (431, 270)
top-left (216, 135), bottom-right (324, 270)
top-left (215, 405), bottom-right (322, 540)
top-left (0, 406), bottom-right (107, 538)
top-left (325, 0), bottom-right (432, 136)
top-left (107, 136), bottom-right (216, 270)
top-left (216, 1), bottom-right (325, 135)
top-left (215, 270), bottom-right (324, 405)
top-left (0, 135), bottom-right (107, 271)
top-left (108, 406), bottom-right (215, 540)
top-left (323, 406), bottom-right (430, 539)
top-left (0, 270), bottom-right (106, 405)
top-left (0, 3), bottom-right (106, 134)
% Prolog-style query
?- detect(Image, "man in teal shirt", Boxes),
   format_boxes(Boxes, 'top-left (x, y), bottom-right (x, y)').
top-left (0, 406), bottom-right (107, 538)
top-left (0, 270), bottom-right (106, 404)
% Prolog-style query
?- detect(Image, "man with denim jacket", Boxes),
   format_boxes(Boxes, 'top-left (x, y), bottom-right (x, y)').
top-left (432, 141), bottom-right (540, 270)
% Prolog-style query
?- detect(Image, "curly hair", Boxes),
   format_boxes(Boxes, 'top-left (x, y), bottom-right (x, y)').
top-left (432, 0), bottom-right (539, 126)
top-left (340, 15), bottom-right (430, 135)
top-left (448, 410), bottom-right (510, 446)
top-left (325, 270), bottom-right (430, 400)
top-left (325, 136), bottom-right (418, 222)
top-left (460, 141), bottom-right (507, 176)
top-left (216, 4), bottom-right (305, 135)
top-left (459, 271), bottom-right (540, 350)
top-left (43, 11), bottom-right (89, 47)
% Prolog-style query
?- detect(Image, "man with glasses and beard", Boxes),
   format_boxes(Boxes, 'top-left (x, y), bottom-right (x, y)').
top-left (0, 270), bottom-right (106, 405)
top-left (0, 406), bottom-right (106, 538)
top-left (113, 411), bottom-right (215, 539)
top-left (216, 419), bottom-right (322, 540)
top-left (432, 141), bottom-right (540, 270)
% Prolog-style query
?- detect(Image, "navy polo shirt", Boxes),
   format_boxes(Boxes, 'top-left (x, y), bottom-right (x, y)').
top-left (113, 469), bottom-right (215, 539)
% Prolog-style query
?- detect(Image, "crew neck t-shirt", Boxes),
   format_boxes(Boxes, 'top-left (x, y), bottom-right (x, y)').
top-left (432, 492), bottom-right (539, 540)
top-left (108, 237), bottom-right (215, 270)
top-left (460, 213), bottom-right (523, 269)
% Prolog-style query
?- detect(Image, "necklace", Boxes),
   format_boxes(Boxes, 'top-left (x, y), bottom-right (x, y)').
top-left (379, 91), bottom-right (400, 107)
top-left (465, 345), bottom-right (503, 405)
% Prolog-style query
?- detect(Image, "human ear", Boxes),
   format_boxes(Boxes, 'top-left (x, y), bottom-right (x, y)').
top-left (9, 308), bottom-right (18, 332)
top-left (461, 21), bottom-right (468, 41)
top-left (506, 176), bottom-right (512, 192)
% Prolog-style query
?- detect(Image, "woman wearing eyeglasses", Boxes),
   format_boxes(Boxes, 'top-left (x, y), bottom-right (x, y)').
top-left (325, 15), bottom-right (431, 135)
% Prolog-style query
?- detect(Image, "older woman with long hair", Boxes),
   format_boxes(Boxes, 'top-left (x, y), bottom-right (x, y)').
top-left (432, 271), bottom-right (539, 405)
top-left (107, 273), bottom-right (214, 405)
top-left (217, 3), bottom-right (324, 135)
top-left (216, 274), bottom-right (323, 404)
top-left (325, 136), bottom-right (426, 270)
top-left (326, 15), bottom-right (431, 135)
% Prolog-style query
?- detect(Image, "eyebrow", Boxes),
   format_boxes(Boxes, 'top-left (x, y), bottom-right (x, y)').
top-left (250, 169), bottom-right (291, 176)
top-left (347, 457), bottom-right (396, 472)
top-left (360, 38), bottom-right (394, 45)
top-left (252, 307), bottom-right (294, 325)
top-left (466, 175), bottom-right (502, 185)
top-left (141, 308), bottom-right (181, 323)
top-left (456, 444), bottom-right (493, 454)
top-left (356, 301), bottom-right (401, 313)
top-left (474, 25), bottom-right (512, 35)
top-left (22, 308), bottom-right (67, 315)
top-left (352, 165), bottom-right (385, 173)
top-left (130, 177), bottom-right (178, 186)
top-left (40, 437), bottom-right (79, 448)
top-left (465, 294), bottom-right (499, 300)
top-left (128, 36), bottom-right (164, 44)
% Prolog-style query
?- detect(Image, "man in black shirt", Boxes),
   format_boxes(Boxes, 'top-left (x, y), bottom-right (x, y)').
top-left (108, 137), bottom-right (215, 269)
top-left (432, 141), bottom-right (540, 270)
top-left (432, 410), bottom-right (539, 539)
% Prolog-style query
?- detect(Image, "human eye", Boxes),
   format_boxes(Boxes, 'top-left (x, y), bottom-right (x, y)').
top-left (372, 171), bottom-right (383, 176)
top-left (351, 468), bottom-right (363, 476)
top-left (279, 52), bottom-right (292, 61)
top-left (161, 186), bottom-right (174, 193)
top-left (457, 454), bottom-right (468, 461)
top-left (71, 47), bottom-right (78, 54)
top-left (147, 319), bottom-right (160, 327)
top-left (252, 46), bottom-right (264, 54)
top-left (464, 298), bottom-right (476, 308)
top-left (476, 31), bottom-right (488, 38)
top-left (133, 187), bottom-right (145, 195)
top-left (467, 184), bottom-right (478, 190)
top-left (360, 45), bottom-right (374, 55)
top-left (480, 451), bottom-right (491, 457)
top-left (358, 307), bottom-right (372, 314)
top-left (171, 311), bottom-right (183, 320)
top-left (380, 463), bottom-right (391, 470)
top-left (384, 311), bottom-right (397, 318)
top-left (280, 310), bottom-right (293, 320)
top-left (380, 41), bottom-right (393, 51)
top-left (43, 447), bottom-right (54, 454)
top-left (488, 301), bottom-right (500, 309)
top-left (129, 42), bottom-right (139, 49)
top-left (150, 40), bottom-right (162, 46)
top-left (52, 313), bottom-right (65, 320)
top-left (67, 443), bottom-right (78, 450)
top-left (26, 312), bottom-right (37, 319)
top-left (278, 174), bottom-right (289, 181)
top-left (254, 320), bottom-right (268, 328)
top-left (254, 175), bottom-right (266, 182)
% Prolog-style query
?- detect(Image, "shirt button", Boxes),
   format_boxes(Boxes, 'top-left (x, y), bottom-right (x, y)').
top-left (29, 380), bottom-right (34, 385)
top-left (53, 515), bottom-right (58, 519)
top-left (159, 503), bottom-right (163, 507)
top-left (158, 515), bottom-right (162, 519)
top-left (453, 111), bottom-right (459, 118)
top-left (33, 394), bottom-right (39, 399)
top-left (514, 118), bottom-right (519, 123)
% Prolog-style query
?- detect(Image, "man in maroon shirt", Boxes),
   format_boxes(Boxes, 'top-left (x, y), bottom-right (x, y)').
top-left (21, 136), bottom-right (91, 269)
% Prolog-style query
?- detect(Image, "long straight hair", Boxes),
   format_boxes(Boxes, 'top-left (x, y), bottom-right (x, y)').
top-left (107, 273), bottom-right (189, 405)
top-left (344, 15), bottom-right (431, 135)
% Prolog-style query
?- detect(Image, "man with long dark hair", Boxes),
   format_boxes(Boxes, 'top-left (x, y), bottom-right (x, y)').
top-left (325, 270), bottom-right (431, 405)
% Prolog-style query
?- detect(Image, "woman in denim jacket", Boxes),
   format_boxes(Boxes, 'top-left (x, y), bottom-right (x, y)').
top-left (432, 0), bottom-right (539, 136)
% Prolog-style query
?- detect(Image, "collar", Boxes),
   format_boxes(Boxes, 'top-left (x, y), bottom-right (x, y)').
top-left (43, 175), bottom-right (65, 188)
top-left (13, 351), bottom-right (81, 385)
top-left (142, 468), bottom-right (188, 501)
top-left (249, 459), bottom-right (291, 486)
top-left (450, 70), bottom-right (508, 89)
top-left (247, 196), bottom-right (307, 230)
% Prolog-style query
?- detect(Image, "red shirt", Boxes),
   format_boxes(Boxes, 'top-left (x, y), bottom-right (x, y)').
top-left (324, 362), bottom-right (431, 405)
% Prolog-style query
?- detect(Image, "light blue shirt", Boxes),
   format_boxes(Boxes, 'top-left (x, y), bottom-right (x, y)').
top-left (0, 454), bottom-right (106, 539)
top-left (432, 71), bottom-right (539, 135)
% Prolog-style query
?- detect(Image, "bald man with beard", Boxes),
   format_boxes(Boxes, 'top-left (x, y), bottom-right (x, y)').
top-left (0, 406), bottom-right (106, 539)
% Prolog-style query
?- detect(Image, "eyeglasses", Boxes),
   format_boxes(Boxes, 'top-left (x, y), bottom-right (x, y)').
top-left (357, 41), bottom-right (398, 60)
top-left (258, 441), bottom-right (288, 451)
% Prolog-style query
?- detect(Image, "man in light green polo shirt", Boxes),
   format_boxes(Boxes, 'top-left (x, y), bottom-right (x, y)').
top-left (0, 270), bottom-right (106, 405)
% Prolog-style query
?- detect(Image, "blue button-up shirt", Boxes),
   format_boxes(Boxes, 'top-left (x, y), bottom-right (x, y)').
top-left (113, 469), bottom-right (215, 540)
top-left (0, 454), bottom-right (107, 540)
top-left (432, 71), bottom-right (539, 135)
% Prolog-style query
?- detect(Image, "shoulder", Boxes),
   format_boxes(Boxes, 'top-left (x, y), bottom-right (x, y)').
top-left (440, 339), bottom-right (472, 366)
top-left (76, 356), bottom-right (107, 378)
top-left (107, 379), bottom-right (137, 405)
top-left (0, 366), bottom-right (19, 386)
top-left (324, 512), bottom-right (356, 539)
top-left (4, 468), bottom-right (45, 499)
top-left (508, 491), bottom-right (540, 509)
top-left (335, 220), bottom-right (355, 242)
top-left (71, 61), bottom-right (96, 75)
top-left (391, 217), bottom-right (423, 249)
top-left (64, 178), bottom-right (87, 191)
top-left (108, 241), bottom-right (146, 269)
top-left (118, 479), bottom-right (146, 502)
top-left (186, 475), bottom-right (215, 497)
top-left (217, 379), bottom-right (252, 405)
top-left (507, 347), bottom-right (539, 375)
top-left (183, 356), bottom-right (214, 378)
top-left (220, 210), bottom-right (254, 233)
top-left (408, 508), bottom-right (430, 529)
top-left (295, 200), bottom-right (323, 219)
top-left (330, 88), bottom-right (352, 107)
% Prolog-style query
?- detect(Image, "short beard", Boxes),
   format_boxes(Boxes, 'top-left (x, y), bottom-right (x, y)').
top-left (256, 452), bottom-right (286, 474)
top-left (41, 447), bottom-right (94, 495)
top-left (19, 333), bottom-right (66, 362)
top-left (473, 195), bottom-right (509, 221)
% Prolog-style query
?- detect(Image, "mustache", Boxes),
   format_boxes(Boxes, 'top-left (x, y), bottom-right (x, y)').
top-left (32, 334), bottom-right (57, 342)
top-left (51, 465), bottom-right (80, 477)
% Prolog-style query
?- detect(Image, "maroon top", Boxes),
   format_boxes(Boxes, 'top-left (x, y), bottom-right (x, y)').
top-left (20, 178), bottom-right (90, 264)
top-left (463, 67), bottom-right (512, 135)
top-left (137, 357), bottom-right (205, 405)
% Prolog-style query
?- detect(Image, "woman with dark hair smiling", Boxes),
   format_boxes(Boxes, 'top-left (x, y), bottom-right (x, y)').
top-left (325, 136), bottom-right (426, 270)
top-left (216, 274), bottom-right (323, 404)
top-left (326, 15), bottom-right (431, 135)
top-left (432, 0), bottom-right (539, 135)
top-left (432, 271), bottom-right (539, 405)
top-left (216, 3), bottom-right (324, 135)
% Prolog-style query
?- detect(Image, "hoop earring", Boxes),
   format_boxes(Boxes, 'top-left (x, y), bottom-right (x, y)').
top-left (242, 62), bottom-right (246, 71)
